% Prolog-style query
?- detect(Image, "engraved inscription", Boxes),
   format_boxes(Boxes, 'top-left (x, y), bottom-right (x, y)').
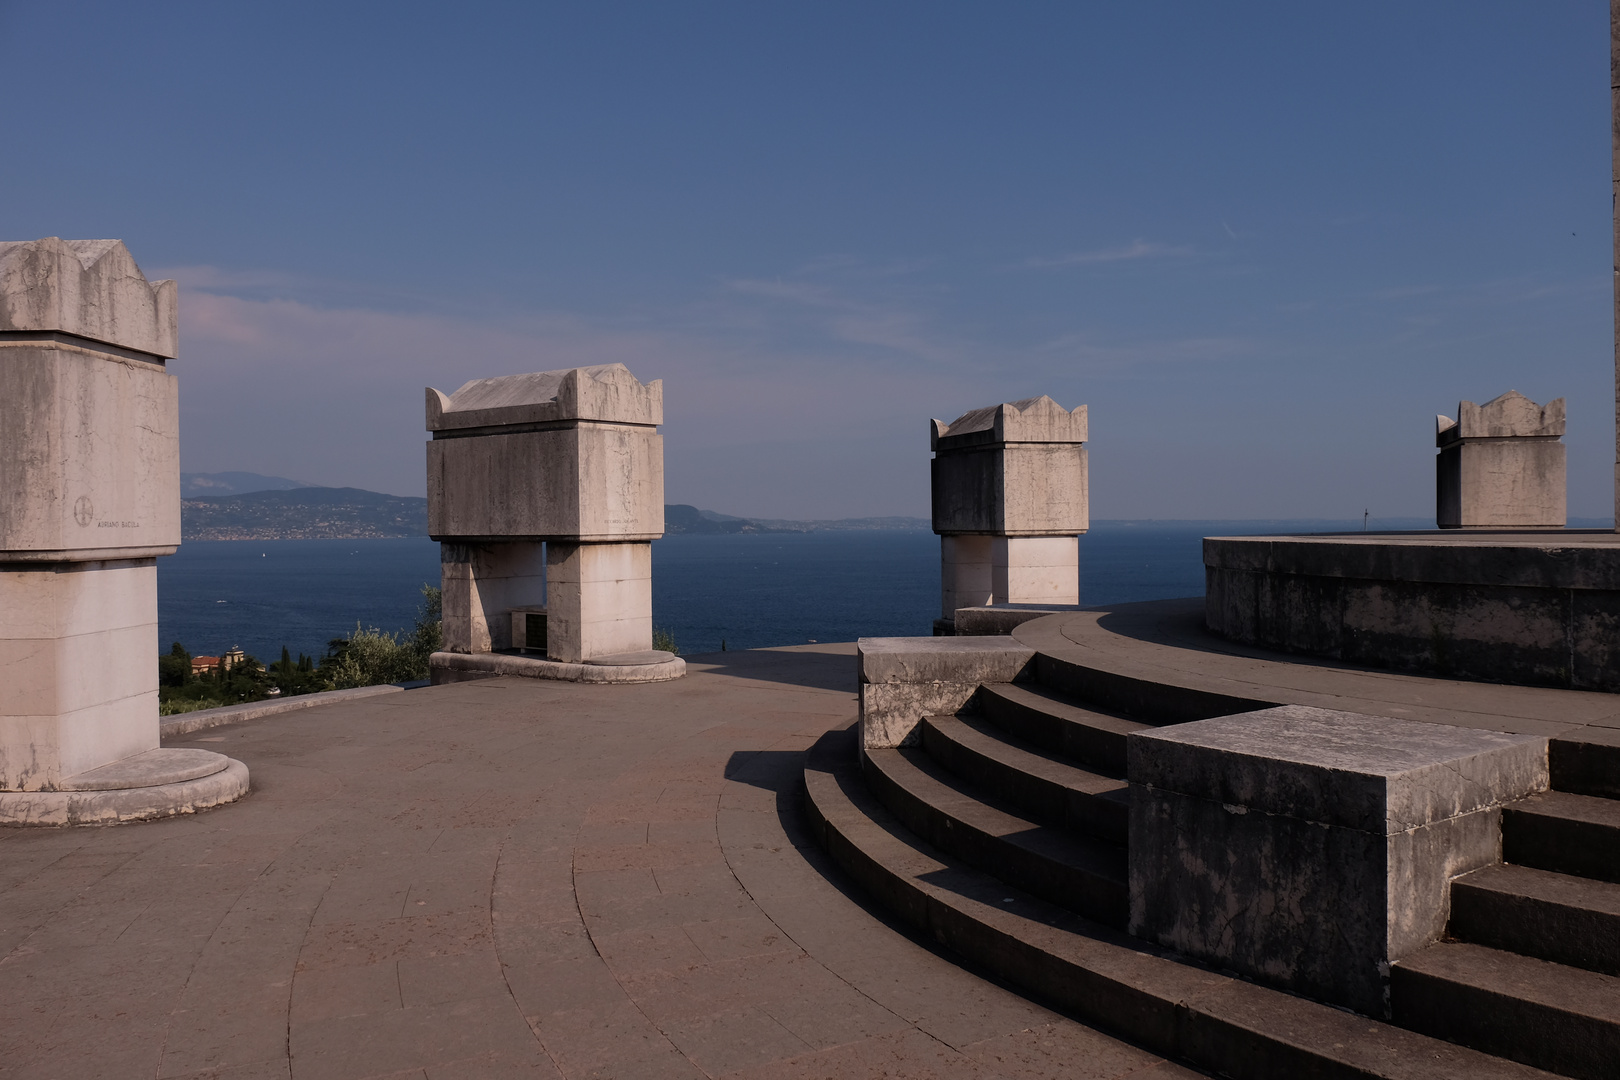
top-left (73, 496), bottom-right (93, 527)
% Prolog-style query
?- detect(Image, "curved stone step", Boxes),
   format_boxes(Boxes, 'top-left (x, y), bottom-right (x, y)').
top-left (1549, 727), bottom-right (1620, 800)
top-left (974, 682), bottom-right (1149, 775)
top-left (1393, 940), bottom-right (1620, 1080)
top-left (57, 747), bottom-right (228, 790)
top-left (1450, 863), bottom-right (1620, 976)
top-left (862, 743), bottom-right (1127, 926)
top-left (804, 726), bottom-right (1556, 1080)
top-left (920, 713), bottom-right (1128, 843)
top-left (1503, 791), bottom-right (1620, 884)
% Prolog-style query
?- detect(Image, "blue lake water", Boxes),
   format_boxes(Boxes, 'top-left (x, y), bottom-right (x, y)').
top-left (155, 522), bottom-right (1368, 662)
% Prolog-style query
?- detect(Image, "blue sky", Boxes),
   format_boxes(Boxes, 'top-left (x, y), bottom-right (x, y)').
top-left (1, 2), bottom-right (1610, 519)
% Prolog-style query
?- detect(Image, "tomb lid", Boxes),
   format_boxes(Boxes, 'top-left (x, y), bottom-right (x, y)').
top-left (0, 237), bottom-right (177, 358)
top-left (1438, 390), bottom-right (1565, 445)
top-left (931, 395), bottom-right (1087, 451)
top-left (426, 363), bottom-right (663, 431)
top-left (1128, 705), bottom-right (1547, 834)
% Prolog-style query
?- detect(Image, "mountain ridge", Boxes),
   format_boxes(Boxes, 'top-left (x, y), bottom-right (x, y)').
top-left (180, 489), bottom-right (930, 540)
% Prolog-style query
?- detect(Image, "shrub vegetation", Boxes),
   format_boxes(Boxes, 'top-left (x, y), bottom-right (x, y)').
top-left (157, 584), bottom-right (442, 715)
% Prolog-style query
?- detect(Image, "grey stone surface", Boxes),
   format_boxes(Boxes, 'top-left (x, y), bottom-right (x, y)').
top-left (1129, 705), bottom-right (1549, 831)
top-left (426, 364), bottom-right (664, 542)
top-left (1437, 391), bottom-right (1566, 529)
top-left (0, 756), bottom-right (247, 826)
top-left (931, 395), bottom-right (1088, 538)
top-left (0, 237), bottom-right (178, 358)
top-left (858, 637), bottom-right (1035, 748)
top-left (953, 603), bottom-right (1082, 636)
top-left (930, 395), bottom-right (1087, 620)
top-left (1128, 706), bottom-right (1548, 1017)
top-left (0, 243), bottom-right (180, 559)
top-left (427, 364), bottom-right (667, 666)
top-left (428, 648), bottom-right (685, 684)
top-left (157, 683), bottom-right (409, 738)
top-left (1204, 530), bottom-right (1620, 691)
top-left (0, 239), bottom-right (194, 804)
top-left (57, 746), bottom-right (227, 790)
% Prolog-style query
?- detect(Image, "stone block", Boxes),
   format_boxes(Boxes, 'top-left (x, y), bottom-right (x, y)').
top-left (0, 327), bottom-right (179, 560)
top-left (858, 637), bottom-right (1035, 748)
top-left (1436, 391), bottom-right (1566, 529)
top-left (544, 541), bottom-right (652, 663)
top-left (0, 561), bottom-right (160, 790)
top-left (931, 396), bottom-right (1088, 537)
top-left (1128, 705), bottom-right (1548, 1017)
top-left (0, 237), bottom-right (178, 358)
top-left (426, 364), bottom-right (663, 542)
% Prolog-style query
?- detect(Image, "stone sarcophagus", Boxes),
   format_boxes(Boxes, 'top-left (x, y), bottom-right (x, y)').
top-left (930, 396), bottom-right (1088, 625)
top-left (0, 238), bottom-right (246, 822)
top-left (1436, 390), bottom-right (1565, 529)
top-left (426, 364), bottom-right (666, 667)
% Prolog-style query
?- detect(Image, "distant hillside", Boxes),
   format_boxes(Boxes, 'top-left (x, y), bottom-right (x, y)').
top-left (182, 488), bottom-right (428, 540)
top-left (181, 471), bottom-right (310, 498)
top-left (182, 492), bottom-right (930, 541)
top-left (745, 515), bottom-right (930, 533)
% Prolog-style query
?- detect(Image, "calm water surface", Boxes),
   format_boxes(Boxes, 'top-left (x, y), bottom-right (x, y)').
top-left (156, 523), bottom-right (1351, 662)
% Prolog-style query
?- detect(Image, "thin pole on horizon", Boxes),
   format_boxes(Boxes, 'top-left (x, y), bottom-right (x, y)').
top-left (1612, 0), bottom-right (1619, 530)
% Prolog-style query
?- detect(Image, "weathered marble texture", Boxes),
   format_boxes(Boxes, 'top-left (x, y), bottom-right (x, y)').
top-left (858, 637), bottom-right (1036, 748)
top-left (1128, 705), bottom-right (1548, 1018)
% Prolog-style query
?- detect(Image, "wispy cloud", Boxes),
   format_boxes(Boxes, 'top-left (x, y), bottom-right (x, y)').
top-left (1019, 239), bottom-right (1195, 271)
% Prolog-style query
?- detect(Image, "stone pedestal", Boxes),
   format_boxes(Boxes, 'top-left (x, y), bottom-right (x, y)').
top-left (1127, 705), bottom-right (1547, 1017)
top-left (931, 396), bottom-right (1086, 626)
top-left (426, 364), bottom-right (681, 682)
top-left (0, 238), bottom-right (247, 823)
top-left (1437, 391), bottom-right (1565, 529)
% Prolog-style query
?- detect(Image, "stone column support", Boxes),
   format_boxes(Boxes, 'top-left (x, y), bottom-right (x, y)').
top-left (0, 237), bottom-right (247, 823)
top-left (930, 396), bottom-right (1088, 631)
top-left (425, 364), bottom-right (681, 681)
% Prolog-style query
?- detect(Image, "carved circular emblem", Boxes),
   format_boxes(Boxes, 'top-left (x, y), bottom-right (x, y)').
top-left (73, 496), bottom-right (93, 527)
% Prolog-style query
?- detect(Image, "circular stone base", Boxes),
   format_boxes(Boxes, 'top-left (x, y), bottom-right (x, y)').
top-left (429, 650), bottom-right (686, 685)
top-left (1205, 529), bottom-right (1620, 692)
top-left (0, 749), bottom-right (250, 826)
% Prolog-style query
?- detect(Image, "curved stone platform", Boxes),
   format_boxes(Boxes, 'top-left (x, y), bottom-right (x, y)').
top-left (428, 648), bottom-right (686, 684)
top-left (0, 747), bottom-right (249, 826)
top-left (1204, 529), bottom-right (1620, 692)
top-left (1016, 597), bottom-right (1620, 737)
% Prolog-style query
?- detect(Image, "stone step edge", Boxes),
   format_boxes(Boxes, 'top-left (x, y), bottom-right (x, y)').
top-left (1392, 940), bottom-right (1620, 1080)
top-left (925, 713), bottom-right (1128, 795)
top-left (1449, 863), bottom-right (1620, 976)
top-left (920, 714), bottom-right (1127, 842)
top-left (160, 683), bottom-right (414, 739)
top-left (803, 725), bottom-right (1555, 1080)
top-left (0, 759), bottom-right (250, 827)
top-left (862, 744), bottom-right (1127, 924)
top-left (973, 681), bottom-right (1149, 776)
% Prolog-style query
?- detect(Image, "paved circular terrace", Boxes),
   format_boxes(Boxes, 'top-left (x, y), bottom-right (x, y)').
top-left (0, 645), bottom-right (1201, 1080)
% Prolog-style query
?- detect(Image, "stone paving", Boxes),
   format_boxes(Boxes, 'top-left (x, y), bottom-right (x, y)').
top-left (0, 645), bottom-right (1200, 1079)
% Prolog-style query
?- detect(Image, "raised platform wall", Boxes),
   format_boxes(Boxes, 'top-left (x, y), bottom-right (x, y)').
top-left (1205, 532), bottom-right (1620, 692)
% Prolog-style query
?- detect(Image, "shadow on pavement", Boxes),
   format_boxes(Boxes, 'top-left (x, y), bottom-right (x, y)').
top-left (687, 646), bottom-right (857, 694)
